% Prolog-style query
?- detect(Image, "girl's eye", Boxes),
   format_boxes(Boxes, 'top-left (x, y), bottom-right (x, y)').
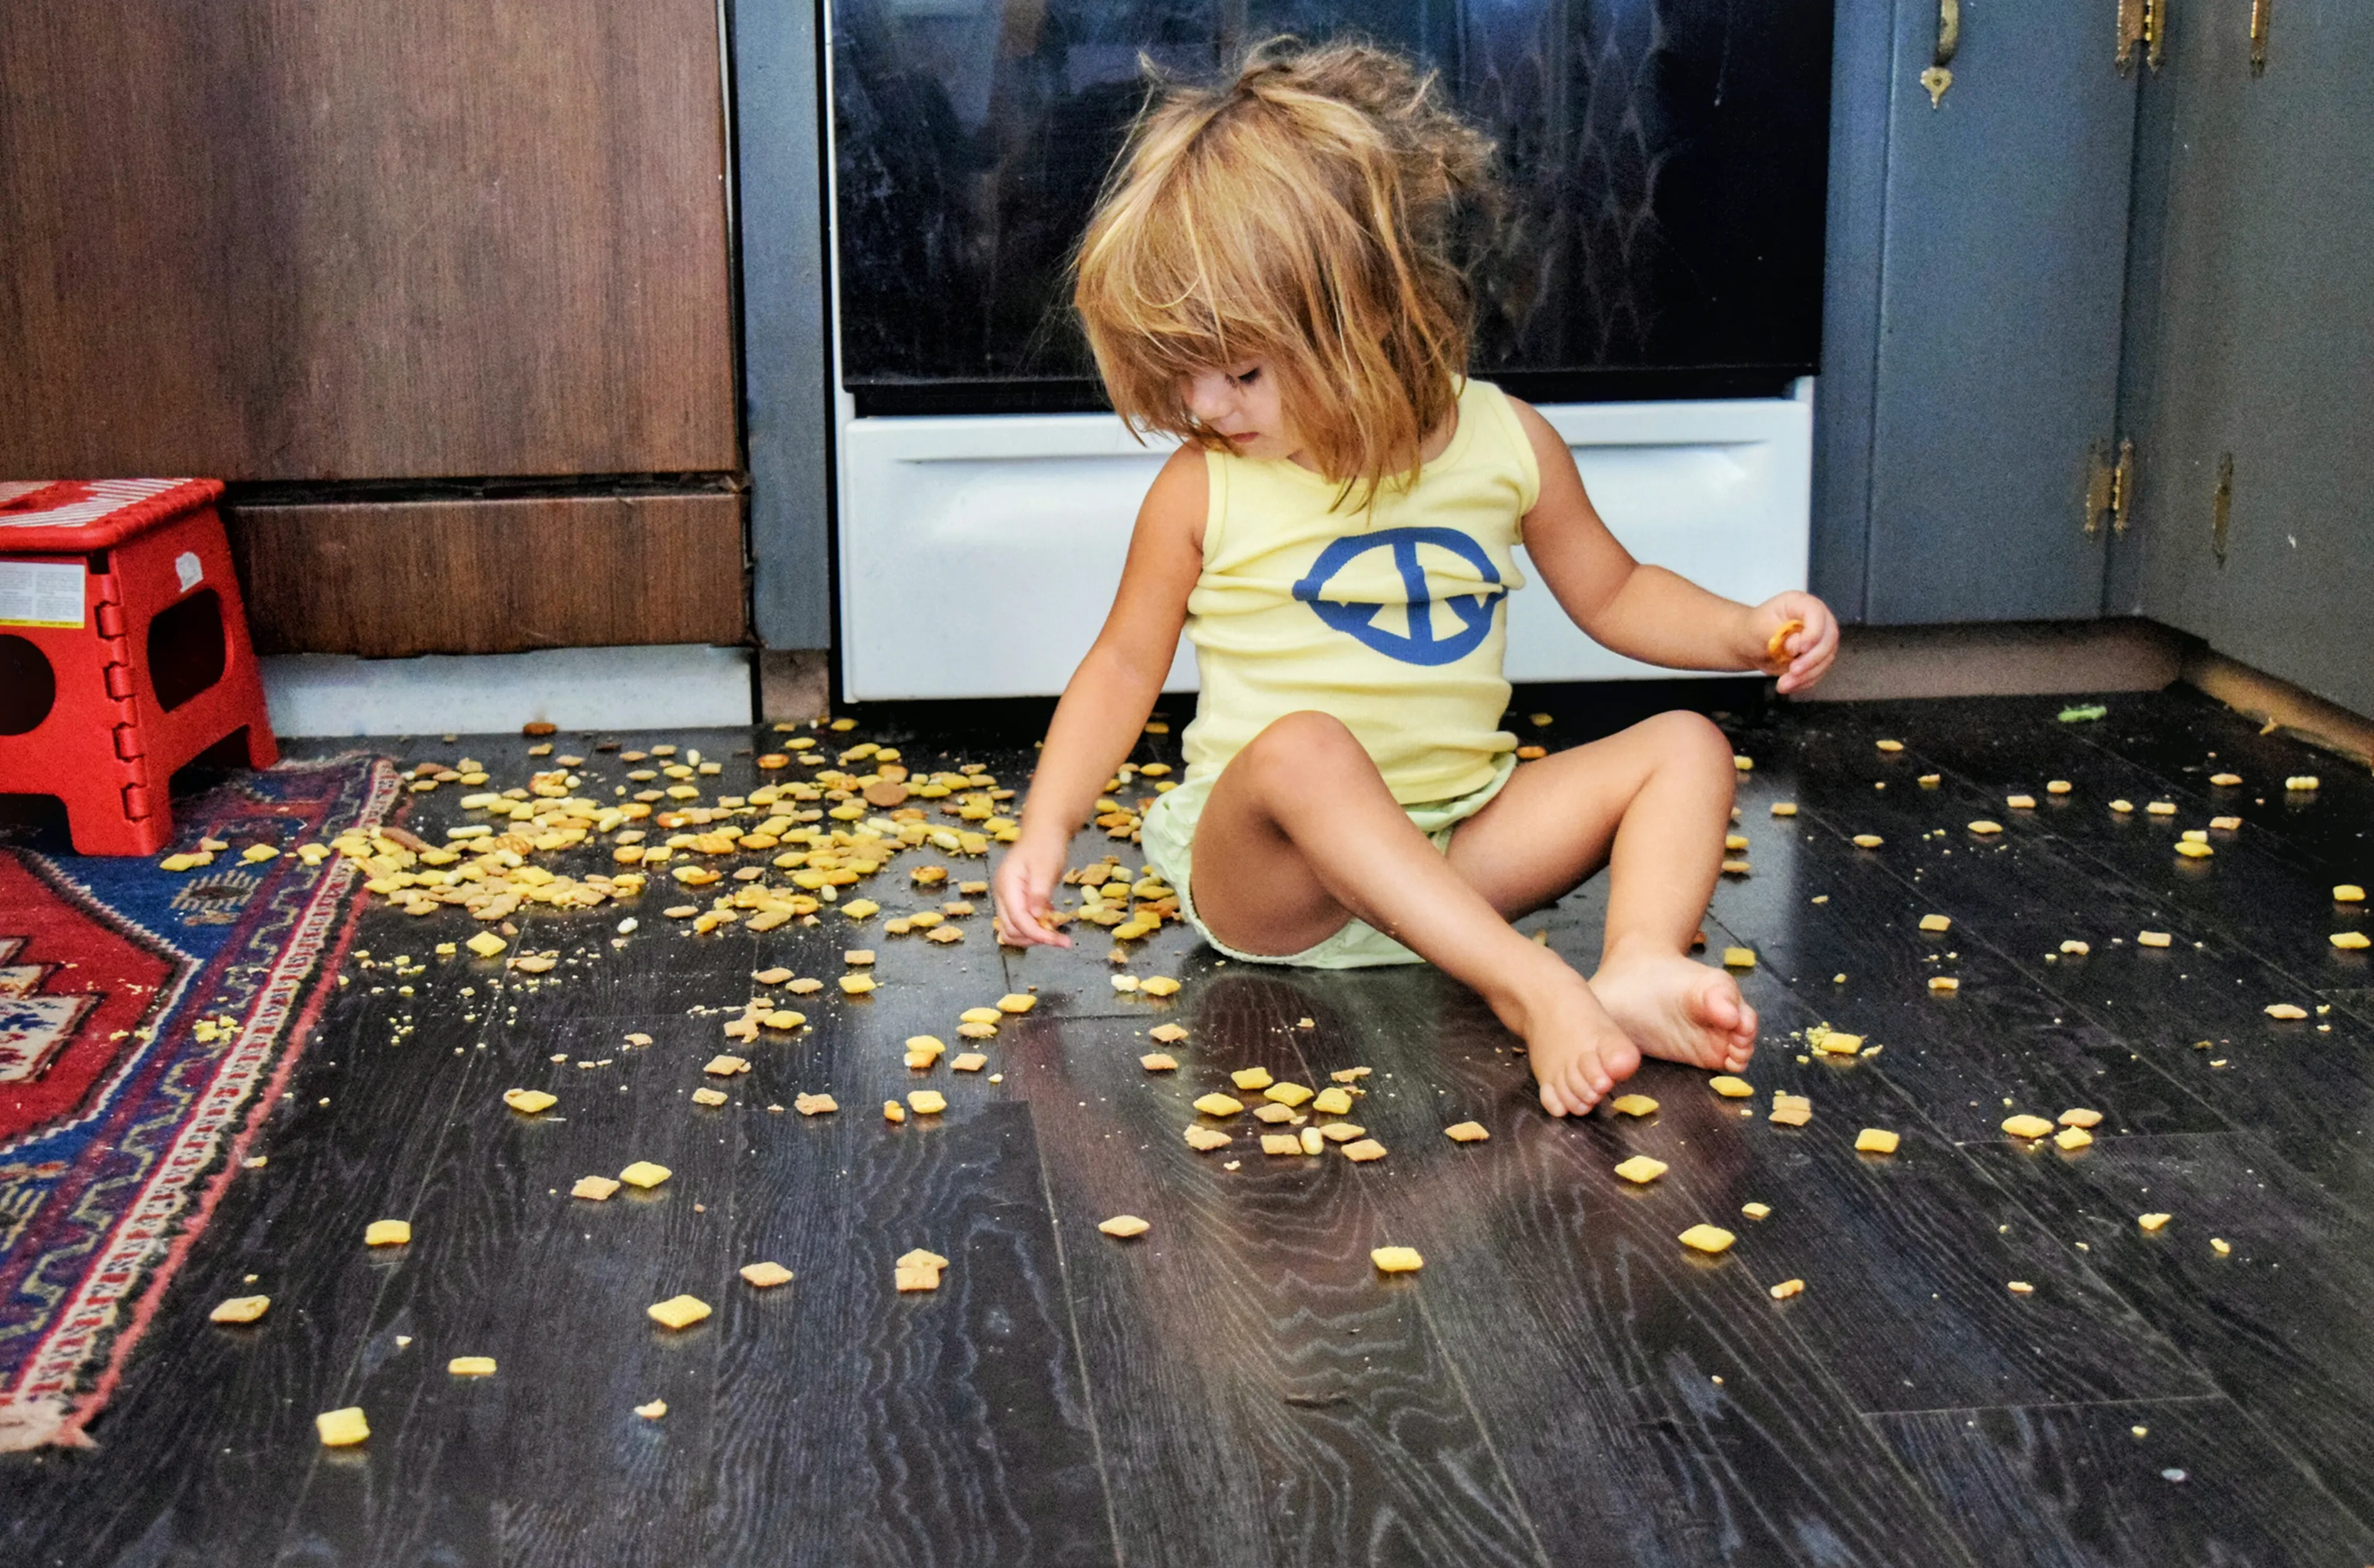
top-left (1232, 367), bottom-right (1260, 386)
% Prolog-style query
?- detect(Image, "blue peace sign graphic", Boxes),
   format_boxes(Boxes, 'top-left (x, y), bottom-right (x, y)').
top-left (1291, 527), bottom-right (1506, 666)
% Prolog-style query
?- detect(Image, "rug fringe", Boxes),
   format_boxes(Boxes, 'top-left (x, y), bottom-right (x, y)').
top-left (0, 1397), bottom-right (96, 1452)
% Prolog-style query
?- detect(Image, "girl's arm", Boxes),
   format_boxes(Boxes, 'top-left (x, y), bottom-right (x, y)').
top-left (1508, 399), bottom-right (1839, 694)
top-left (993, 446), bottom-right (1207, 947)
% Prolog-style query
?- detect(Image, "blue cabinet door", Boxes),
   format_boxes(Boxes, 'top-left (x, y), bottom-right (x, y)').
top-left (2116, 1), bottom-right (2374, 718)
top-left (1860, 0), bottom-right (2139, 623)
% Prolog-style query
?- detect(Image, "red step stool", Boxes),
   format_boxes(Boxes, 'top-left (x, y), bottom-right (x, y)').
top-left (0, 478), bottom-right (279, 855)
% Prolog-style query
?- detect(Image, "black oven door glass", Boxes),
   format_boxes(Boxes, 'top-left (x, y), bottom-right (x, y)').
top-left (831, 0), bottom-right (1832, 413)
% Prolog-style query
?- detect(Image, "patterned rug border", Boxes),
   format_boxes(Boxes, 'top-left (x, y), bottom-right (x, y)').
top-left (0, 754), bottom-right (399, 1450)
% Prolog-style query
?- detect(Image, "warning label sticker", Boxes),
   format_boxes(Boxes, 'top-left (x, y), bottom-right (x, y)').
top-left (0, 561), bottom-right (85, 628)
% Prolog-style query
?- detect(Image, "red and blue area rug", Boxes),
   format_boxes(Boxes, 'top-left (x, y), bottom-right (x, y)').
top-left (0, 755), bottom-right (395, 1449)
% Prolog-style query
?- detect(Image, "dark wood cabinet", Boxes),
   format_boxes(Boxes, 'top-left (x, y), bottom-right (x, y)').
top-left (0, 0), bottom-right (738, 481)
top-left (0, 1), bottom-right (747, 655)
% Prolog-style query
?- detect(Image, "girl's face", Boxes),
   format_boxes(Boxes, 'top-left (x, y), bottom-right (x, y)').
top-left (1181, 360), bottom-right (1305, 465)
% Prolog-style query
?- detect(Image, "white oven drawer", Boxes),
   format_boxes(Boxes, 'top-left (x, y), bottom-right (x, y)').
top-left (837, 391), bottom-right (1811, 700)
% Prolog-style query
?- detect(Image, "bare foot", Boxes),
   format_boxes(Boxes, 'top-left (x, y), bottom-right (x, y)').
top-left (1588, 944), bottom-right (1758, 1074)
top-left (1498, 964), bottom-right (1642, 1118)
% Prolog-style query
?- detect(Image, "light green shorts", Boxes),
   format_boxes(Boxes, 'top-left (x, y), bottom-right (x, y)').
top-left (1138, 751), bottom-right (1518, 969)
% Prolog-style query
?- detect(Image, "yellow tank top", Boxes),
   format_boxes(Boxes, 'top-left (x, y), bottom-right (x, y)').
top-left (1181, 377), bottom-right (1541, 803)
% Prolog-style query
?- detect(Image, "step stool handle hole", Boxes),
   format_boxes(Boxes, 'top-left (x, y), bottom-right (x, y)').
top-left (0, 636), bottom-right (57, 735)
top-left (147, 588), bottom-right (226, 712)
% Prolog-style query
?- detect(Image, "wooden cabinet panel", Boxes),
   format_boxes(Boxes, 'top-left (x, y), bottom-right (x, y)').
top-left (226, 494), bottom-right (747, 656)
top-left (0, 0), bottom-right (736, 481)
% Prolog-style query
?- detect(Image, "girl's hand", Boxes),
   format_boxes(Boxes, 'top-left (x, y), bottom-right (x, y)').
top-left (993, 833), bottom-right (1073, 949)
top-left (1753, 592), bottom-right (1840, 695)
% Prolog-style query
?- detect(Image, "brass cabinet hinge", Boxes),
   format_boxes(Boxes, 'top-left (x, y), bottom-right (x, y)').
top-left (2117, 0), bottom-right (2168, 73)
top-left (2086, 438), bottom-right (2137, 536)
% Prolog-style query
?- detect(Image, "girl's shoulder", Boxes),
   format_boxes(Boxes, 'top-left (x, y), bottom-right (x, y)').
top-left (1457, 378), bottom-right (1549, 513)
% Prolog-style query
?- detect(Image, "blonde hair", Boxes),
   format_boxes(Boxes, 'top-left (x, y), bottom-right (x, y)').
top-left (1073, 38), bottom-right (1499, 507)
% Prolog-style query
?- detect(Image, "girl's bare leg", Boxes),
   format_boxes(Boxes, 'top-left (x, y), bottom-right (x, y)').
top-left (1188, 710), bottom-right (1751, 1115)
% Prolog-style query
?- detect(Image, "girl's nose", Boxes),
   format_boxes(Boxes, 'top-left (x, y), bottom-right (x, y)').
top-left (1183, 371), bottom-right (1233, 426)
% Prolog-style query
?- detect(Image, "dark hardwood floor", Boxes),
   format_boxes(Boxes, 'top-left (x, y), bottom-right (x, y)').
top-left (5, 686), bottom-right (2371, 1566)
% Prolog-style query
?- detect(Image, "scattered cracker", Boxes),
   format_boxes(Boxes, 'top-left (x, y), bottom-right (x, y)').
top-left (1928, 977), bottom-right (1960, 993)
top-left (2265, 1003), bottom-right (2308, 1020)
top-left (1330, 1066), bottom-right (1372, 1083)
top-left (704, 1054), bottom-right (751, 1077)
top-left (2054, 1126), bottom-right (2093, 1151)
top-left (997, 993), bottom-right (1037, 1014)
top-left (1709, 1075), bottom-right (1754, 1098)
top-left (211, 1295), bottom-right (270, 1324)
top-left (1371, 1246), bottom-right (1424, 1274)
top-left (1320, 1123), bottom-right (1366, 1143)
top-left (1252, 1103), bottom-right (1296, 1124)
top-left (1614, 1155), bottom-right (1667, 1184)
top-left (1855, 1128), bottom-right (1900, 1155)
top-left (795, 1093), bottom-right (838, 1116)
top-left (2211, 1237), bottom-right (2232, 1255)
top-left (741, 1261), bottom-right (795, 1288)
top-left (2002, 1114), bottom-right (2054, 1140)
top-left (1260, 1133), bottom-right (1303, 1156)
top-left (1311, 1087), bottom-right (1354, 1115)
top-left (1183, 1125), bottom-right (1231, 1151)
top-left (503, 1088), bottom-right (557, 1115)
top-left (2059, 1108), bottom-right (2103, 1128)
top-left (364, 1220), bottom-right (411, 1247)
top-left (1149, 1023), bottom-right (1188, 1044)
top-left (1193, 1093), bottom-right (1244, 1117)
top-left (2007, 1281), bottom-right (2035, 1295)
top-left (1678, 1225), bottom-right (1735, 1255)
top-left (1139, 977), bottom-right (1181, 997)
top-left (1340, 1139), bottom-right (1388, 1163)
top-left (2139, 1213), bottom-right (2171, 1232)
top-left (1769, 1279), bottom-right (1804, 1300)
top-left (1444, 1121), bottom-right (1489, 1143)
top-left (1141, 1053), bottom-right (1178, 1072)
top-left (1230, 1067), bottom-right (1274, 1092)
top-left (1967, 820), bottom-right (2003, 836)
top-left (1264, 1082), bottom-right (1314, 1108)
top-left (951, 1053), bottom-right (987, 1072)
top-left (1742, 1202), bottom-right (1772, 1220)
top-left (1609, 1093), bottom-right (1659, 1117)
top-left (647, 1295), bottom-right (711, 1329)
top-left (1721, 947), bottom-right (1756, 968)
top-left (908, 1090), bottom-right (947, 1115)
top-left (448, 1356), bottom-right (497, 1377)
top-left (1918, 913), bottom-right (1951, 933)
top-left (1098, 1214), bottom-right (1151, 1238)
top-left (1771, 802), bottom-right (1798, 817)
top-left (691, 1087), bottom-right (728, 1106)
top-left (789, 977), bottom-right (824, 994)
top-left (619, 1161), bottom-right (672, 1189)
top-left (636, 1399), bottom-right (667, 1420)
top-left (316, 1407), bottom-right (369, 1447)
top-left (572, 1176), bottom-right (622, 1201)
top-left (2138, 930), bottom-right (2172, 947)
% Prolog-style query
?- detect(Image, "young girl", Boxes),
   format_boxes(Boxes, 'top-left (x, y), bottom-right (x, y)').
top-left (991, 38), bottom-right (1838, 1116)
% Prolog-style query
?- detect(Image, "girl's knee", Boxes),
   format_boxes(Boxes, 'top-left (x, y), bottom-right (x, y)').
top-left (1640, 710), bottom-right (1736, 781)
top-left (1241, 710), bottom-right (1362, 769)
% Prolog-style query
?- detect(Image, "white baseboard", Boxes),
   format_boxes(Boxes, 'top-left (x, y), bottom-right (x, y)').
top-left (260, 645), bottom-right (754, 737)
